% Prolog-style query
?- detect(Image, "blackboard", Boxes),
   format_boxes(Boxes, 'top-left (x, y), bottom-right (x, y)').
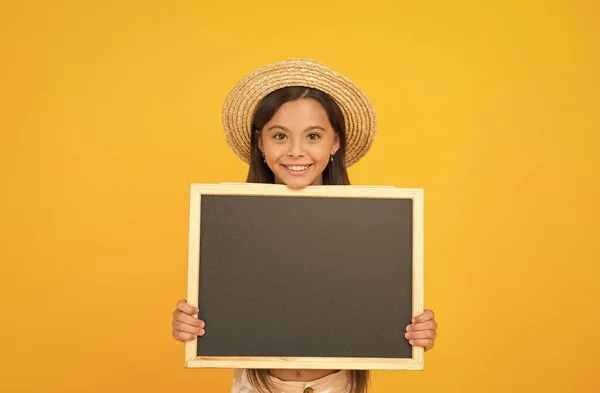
top-left (185, 183), bottom-right (424, 370)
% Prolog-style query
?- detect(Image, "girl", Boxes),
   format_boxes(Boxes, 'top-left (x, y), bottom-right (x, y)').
top-left (171, 59), bottom-right (438, 393)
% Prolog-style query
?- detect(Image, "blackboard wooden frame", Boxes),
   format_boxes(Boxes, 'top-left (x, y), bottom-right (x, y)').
top-left (184, 183), bottom-right (424, 370)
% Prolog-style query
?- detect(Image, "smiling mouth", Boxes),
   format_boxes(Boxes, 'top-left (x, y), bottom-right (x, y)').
top-left (282, 164), bottom-right (313, 175)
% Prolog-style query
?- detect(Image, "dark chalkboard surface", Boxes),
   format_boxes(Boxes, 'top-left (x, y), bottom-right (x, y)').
top-left (185, 184), bottom-right (424, 370)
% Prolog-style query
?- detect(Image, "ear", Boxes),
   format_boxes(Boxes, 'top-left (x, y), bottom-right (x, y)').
top-left (331, 133), bottom-right (340, 155)
top-left (256, 130), bottom-right (264, 152)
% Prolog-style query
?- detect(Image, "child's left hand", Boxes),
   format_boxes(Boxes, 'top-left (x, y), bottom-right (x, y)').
top-left (405, 309), bottom-right (437, 351)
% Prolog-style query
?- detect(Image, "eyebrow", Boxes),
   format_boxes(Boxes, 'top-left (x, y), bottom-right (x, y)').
top-left (267, 125), bottom-right (326, 132)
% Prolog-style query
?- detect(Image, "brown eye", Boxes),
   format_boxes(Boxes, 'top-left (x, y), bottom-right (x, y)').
top-left (273, 133), bottom-right (286, 140)
top-left (307, 133), bottom-right (320, 140)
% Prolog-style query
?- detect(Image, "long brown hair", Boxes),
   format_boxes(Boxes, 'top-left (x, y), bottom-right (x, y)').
top-left (242, 86), bottom-right (369, 392)
top-left (246, 86), bottom-right (351, 185)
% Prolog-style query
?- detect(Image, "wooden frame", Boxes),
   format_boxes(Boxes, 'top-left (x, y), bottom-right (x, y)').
top-left (185, 183), bottom-right (424, 370)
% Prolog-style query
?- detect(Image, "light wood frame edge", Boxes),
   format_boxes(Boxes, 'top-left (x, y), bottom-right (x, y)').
top-left (184, 184), bottom-right (201, 365)
top-left (186, 357), bottom-right (423, 370)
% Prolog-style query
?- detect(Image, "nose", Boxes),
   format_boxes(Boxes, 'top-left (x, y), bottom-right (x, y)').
top-left (286, 139), bottom-right (305, 158)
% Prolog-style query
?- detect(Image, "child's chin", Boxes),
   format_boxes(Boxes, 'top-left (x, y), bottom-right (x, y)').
top-left (285, 178), bottom-right (314, 190)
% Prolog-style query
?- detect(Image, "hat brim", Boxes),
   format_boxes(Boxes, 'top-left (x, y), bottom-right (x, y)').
top-left (221, 58), bottom-right (377, 167)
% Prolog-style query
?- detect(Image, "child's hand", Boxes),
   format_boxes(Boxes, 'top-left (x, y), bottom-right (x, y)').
top-left (405, 309), bottom-right (437, 351)
top-left (171, 299), bottom-right (205, 342)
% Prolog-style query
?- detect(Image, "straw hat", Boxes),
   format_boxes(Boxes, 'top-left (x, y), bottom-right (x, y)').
top-left (221, 58), bottom-right (377, 167)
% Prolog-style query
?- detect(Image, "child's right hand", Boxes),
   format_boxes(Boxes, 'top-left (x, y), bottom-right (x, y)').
top-left (171, 299), bottom-right (205, 342)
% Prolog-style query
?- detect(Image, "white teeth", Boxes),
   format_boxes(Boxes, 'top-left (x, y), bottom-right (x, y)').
top-left (288, 165), bottom-right (309, 171)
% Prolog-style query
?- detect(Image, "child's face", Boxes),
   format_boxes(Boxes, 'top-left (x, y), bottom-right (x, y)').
top-left (259, 98), bottom-right (340, 189)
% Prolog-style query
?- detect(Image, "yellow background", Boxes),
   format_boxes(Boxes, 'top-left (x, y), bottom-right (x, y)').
top-left (1, 1), bottom-right (599, 392)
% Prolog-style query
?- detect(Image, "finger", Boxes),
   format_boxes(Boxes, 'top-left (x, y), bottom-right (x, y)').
top-left (411, 309), bottom-right (434, 324)
top-left (409, 339), bottom-right (434, 351)
top-left (405, 329), bottom-right (436, 341)
top-left (176, 299), bottom-right (199, 315)
top-left (406, 319), bottom-right (437, 332)
top-left (172, 318), bottom-right (205, 334)
top-left (173, 311), bottom-right (205, 328)
top-left (172, 330), bottom-right (197, 342)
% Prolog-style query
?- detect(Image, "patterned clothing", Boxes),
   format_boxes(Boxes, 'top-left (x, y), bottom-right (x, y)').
top-left (229, 369), bottom-right (352, 393)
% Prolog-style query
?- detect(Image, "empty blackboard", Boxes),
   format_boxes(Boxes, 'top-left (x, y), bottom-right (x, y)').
top-left (185, 183), bottom-right (424, 370)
